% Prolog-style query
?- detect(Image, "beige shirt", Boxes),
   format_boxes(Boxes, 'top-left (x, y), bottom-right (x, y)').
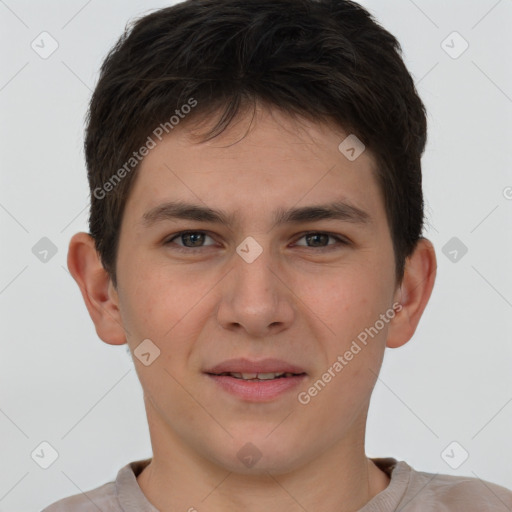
top-left (41, 457), bottom-right (512, 511)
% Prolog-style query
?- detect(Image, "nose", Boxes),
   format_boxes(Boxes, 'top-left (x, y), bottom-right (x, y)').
top-left (215, 242), bottom-right (296, 338)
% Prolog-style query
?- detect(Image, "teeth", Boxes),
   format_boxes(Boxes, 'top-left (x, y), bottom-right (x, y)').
top-left (228, 371), bottom-right (294, 380)
top-left (256, 372), bottom-right (283, 380)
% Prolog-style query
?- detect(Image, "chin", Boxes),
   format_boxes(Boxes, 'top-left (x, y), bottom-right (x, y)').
top-left (206, 433), bottom-right (308, 476)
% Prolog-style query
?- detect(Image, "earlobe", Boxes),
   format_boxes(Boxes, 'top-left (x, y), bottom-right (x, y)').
top-left (386, 238), bottom-right (437, 349)
top-left (67, 232), bottom-right (127, 346)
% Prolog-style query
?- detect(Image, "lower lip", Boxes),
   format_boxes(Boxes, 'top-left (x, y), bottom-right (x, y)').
top-left (206, 374), bottom-right (307, 402)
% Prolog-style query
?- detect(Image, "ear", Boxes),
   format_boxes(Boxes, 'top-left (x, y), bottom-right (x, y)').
top-left (386, 237), bottom-right (437, 349)
top-left (67, 232), bottom-right (127, 346)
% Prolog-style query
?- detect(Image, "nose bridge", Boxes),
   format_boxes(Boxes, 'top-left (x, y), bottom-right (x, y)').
top-left (232, 237), bottom-right (279, 303)
top-left (215, 236), bottom-right (294, 335)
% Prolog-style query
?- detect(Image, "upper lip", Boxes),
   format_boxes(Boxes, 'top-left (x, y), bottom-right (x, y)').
top-left (205, 358), bottom-right (307, 375)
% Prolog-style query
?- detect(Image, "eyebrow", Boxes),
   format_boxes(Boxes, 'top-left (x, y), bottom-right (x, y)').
top-left (141, 199), bottom-right (372, 229)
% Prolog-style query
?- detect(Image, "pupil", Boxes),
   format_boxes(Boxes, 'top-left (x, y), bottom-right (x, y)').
top-left (307, 233), bottom-right (328, 247)
top-left (184, 233), bottom-right (204, 247)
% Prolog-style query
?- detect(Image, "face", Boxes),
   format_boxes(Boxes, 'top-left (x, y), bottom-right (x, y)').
top-left (112, 106), bottom-right (400, 474)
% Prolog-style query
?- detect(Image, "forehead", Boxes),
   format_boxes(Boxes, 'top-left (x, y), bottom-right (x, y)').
top-left (122, 107), bottom-right (386, 231)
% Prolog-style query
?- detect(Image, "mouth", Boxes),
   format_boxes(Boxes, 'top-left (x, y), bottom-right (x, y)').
top-left (210, 371), bottom-right (305, 381)
top-left (204, 358), bottom-right (307, 401)
top-left (204, 357), bottom-right (307, 376)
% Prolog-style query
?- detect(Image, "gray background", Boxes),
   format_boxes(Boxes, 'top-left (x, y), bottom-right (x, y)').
top-left (0, 0), bottom-right (511, 510)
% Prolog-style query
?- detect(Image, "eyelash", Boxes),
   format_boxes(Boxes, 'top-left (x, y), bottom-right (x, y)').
top-left (163, 230), bottom-right (350, 253)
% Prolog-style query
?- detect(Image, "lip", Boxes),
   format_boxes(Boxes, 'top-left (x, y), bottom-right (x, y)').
top-left (204, 357), bottom-right (306, 375)
top-left (206, 373), bottom-right (307, 402)
top-left (204, 358), bottom-right (307, 402)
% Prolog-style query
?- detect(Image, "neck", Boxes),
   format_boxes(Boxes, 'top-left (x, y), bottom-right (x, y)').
top-left (136, 400), bottom-right (390, 512)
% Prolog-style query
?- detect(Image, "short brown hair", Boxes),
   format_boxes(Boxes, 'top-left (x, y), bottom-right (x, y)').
top-left (85, 0), bottom-right (427, 288)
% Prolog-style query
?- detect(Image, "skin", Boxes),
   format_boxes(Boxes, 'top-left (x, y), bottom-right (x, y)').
top-left (68, 104), bottom-right (436, 512)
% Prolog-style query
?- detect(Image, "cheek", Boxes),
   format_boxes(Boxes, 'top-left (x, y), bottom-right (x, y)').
top-left (302, 268), bottom-right (382, 332)
top-left (118, 268), bottom-right (178, 346)
top-left (119, 263), bottom-right (216, 365)
top-left (302, 267), bottom-right (392, 377)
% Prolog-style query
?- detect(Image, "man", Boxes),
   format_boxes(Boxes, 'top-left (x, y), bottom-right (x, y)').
top-left (43, 0), bottom-right (512, 510)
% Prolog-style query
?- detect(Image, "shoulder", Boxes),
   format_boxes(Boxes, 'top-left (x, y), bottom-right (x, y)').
top-left (40, 458), bottom-right (153, 512)
top-left (41, 482), bottom-right (118, 511)
top-left (403, 463), bottom-right (512, 511)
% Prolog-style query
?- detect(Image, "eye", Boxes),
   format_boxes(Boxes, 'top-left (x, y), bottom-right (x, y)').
top-left (164, 231), bottom-right (217, 251)
top-left (293, 232), bottom-right (349, 250)
top-left (163, 230), bottom-right (350, 253)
